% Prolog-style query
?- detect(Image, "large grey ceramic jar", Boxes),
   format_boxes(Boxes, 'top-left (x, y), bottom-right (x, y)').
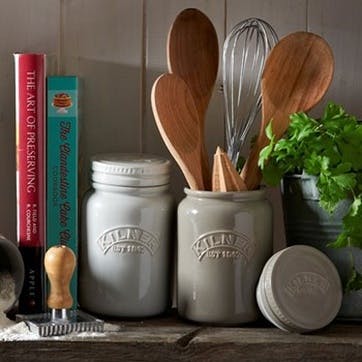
top-left (177, 188), bottom-right (273, 325)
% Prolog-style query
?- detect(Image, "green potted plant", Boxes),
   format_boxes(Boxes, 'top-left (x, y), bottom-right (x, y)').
top-left (258, 101), bottom-right (362, 318)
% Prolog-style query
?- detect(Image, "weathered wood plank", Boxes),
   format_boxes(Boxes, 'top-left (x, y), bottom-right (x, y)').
top-left (1, 313), bottom-right (362, 362)
top-left (62, 0), bottom-right (143, 196)
top-left (190, 323), bottom-right (362, 361)
top-left (308, 0), bottom-right (362, 118)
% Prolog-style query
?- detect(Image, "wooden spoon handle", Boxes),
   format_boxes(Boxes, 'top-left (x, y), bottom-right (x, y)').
top-left (200, 144), bottom-right (211, 190)
top-left (239, 138), bottom-right (265, 190)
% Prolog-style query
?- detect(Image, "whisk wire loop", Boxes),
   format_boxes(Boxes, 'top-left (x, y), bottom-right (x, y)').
top-left (223, 18), bottom-right (278, 165)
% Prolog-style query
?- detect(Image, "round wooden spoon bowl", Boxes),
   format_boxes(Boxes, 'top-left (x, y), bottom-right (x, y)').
top-left (151, 73), bottom-right (205, 191)
top-left (167, 8), bottom-right (219, 190)
top-left (241, 31), bottom-right (334, 190)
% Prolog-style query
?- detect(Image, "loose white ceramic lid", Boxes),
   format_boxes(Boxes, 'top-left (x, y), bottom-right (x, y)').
top-left (257, 252), bottom-right (291, 332)
top-left (259, 245), bottom-right (342, 333)
top-left (91, 153), bottom-right (171, 187)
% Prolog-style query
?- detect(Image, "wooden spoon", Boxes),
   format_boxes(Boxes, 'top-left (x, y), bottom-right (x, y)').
top-left (240, 31), bottom-right (334, 190)
top-left (167, 8), bottom-right (219, 190)
top-left (151, 73), bottom-right (205, 190)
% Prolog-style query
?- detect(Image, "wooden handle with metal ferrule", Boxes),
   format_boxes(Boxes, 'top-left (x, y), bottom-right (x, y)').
top-left (44, 245), bottom-right (76, 310)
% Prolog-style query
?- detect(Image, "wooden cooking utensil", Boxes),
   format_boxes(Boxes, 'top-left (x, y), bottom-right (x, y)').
top-left (212, 146), bottom-right (247, 192)
top-left (240, 31), bottom-right (334, 190)
top-left (151, 73), bottom-right (205, 190)
top-left (167, 8), bottom-right (219, 190)
top-left (17, 245), bottom-right (104, 337)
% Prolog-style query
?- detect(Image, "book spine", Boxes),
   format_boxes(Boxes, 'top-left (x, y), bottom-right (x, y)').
top-left (14, 53), bottom-right (46, 314)
top-left (46, 76), bottom-right (78, 309)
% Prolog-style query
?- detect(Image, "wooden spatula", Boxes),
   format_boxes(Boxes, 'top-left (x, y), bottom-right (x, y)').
top-left (151, 73), bottom-right (205, 190)
top-left (212, 146), bottom-right (247, 192)
top-left (240, 31), bottom-right (334, 190)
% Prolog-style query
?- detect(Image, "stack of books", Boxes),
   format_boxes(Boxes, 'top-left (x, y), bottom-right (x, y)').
top-left (14, 53), bottom-right (79, 313)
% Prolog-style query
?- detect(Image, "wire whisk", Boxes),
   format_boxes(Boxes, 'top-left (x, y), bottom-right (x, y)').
top-left (223, 18), bottom-right (278, 166)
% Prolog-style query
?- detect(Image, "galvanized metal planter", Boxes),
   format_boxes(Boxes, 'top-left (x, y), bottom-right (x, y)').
top-left (281, 174), bottom-right (362, 319)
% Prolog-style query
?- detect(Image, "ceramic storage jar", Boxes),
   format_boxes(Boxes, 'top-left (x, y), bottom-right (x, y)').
top-left (177, 188), bottom-right (273, 325)
top-left (79, 154), bottom-right (174, 317)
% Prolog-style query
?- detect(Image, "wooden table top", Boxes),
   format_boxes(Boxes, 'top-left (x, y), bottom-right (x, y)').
top-left (1, 310), bottom-right (362, 362)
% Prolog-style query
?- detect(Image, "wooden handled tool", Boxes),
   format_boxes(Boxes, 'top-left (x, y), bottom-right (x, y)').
top-left (212, 146), bottom-right (247, 192)
top-left (167, 8), bottom-right (219, 190)
top-left (240, 31), bottom-right (334, 190)
top-left (17, 245), bottom-right (103, 336)
top-left (151, 73), bottom-right (205, 190)
top-left (44, 245), bottom-right (76, 318)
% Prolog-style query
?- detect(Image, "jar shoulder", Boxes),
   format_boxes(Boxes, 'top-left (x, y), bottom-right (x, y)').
top-left (84, 188), bottom-right (174, 208)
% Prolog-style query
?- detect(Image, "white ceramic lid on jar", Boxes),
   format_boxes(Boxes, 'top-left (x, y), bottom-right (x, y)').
top-left (91, 153), bottom-right (171, 187)
top-left (257, 245), bottom-right (342, 333)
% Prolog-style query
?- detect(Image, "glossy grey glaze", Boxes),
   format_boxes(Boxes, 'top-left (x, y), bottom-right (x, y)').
top-left (177, 188), bottom-right (273, 325)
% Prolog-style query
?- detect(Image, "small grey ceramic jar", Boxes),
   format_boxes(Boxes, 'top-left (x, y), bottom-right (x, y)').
top-left (177, 188), bottom-right (273, 325)
top-left (79, 154), bottom-right (174, 317)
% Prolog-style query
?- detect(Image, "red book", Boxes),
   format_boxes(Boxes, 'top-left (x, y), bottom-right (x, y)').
top-left (14, 53), bottom-right (46, 313)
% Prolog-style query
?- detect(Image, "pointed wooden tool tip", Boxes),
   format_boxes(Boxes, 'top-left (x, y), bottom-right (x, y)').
top-left (212, 147), bottom-right (247, 192)
top-left (212, 151), bottom-right (221, 192)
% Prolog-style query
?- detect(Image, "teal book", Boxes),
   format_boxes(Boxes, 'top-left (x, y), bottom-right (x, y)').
top-left (47, 76), bottom-right (78, 309)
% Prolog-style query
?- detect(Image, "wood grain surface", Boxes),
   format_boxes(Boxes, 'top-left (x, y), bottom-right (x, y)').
top-left (240, 31), bottom-right (334, 190)
top-left (167, 8), bottom-right (219, 190)
top-left (151, 73), bottom-right (205, 190)
top-left (1, 312), bottom-right (362, 362)
top-left (212, 146), bottom-right (247, 191)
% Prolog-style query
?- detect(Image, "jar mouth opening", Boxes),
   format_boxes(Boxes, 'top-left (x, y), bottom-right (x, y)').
top-left (183, 187), bottom-right (267, 200)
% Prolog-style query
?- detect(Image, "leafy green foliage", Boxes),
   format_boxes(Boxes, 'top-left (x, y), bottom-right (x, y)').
top-left (345, 267), bottom-right (362, 293)
top-left (236, 155), bottom-right (245, 173)
top-left (258, 121), bottom-right (275, 169)
top-left (259, 102), bottom-right (362, 289)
